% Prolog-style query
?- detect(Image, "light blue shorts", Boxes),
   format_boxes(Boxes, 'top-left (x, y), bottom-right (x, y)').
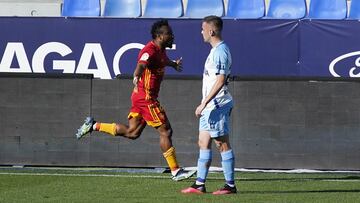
top-left (199, 101), bottom-right (233, 138)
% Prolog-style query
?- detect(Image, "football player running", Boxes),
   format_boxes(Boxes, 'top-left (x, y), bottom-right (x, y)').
top-left (76, 19), bottom-right (196, 181)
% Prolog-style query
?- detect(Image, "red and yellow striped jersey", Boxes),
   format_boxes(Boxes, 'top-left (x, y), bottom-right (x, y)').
top-left (137, 41), bottom-right (169, 100)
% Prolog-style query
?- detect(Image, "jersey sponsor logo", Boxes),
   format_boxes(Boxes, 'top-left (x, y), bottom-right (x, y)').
top-left (329, 51), bottom-right (360, 77)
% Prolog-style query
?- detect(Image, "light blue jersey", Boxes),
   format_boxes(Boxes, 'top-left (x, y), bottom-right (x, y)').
top-left (200, 41), bottom-right (233, 137)
top-left (202, 41), bottom-right (232, 110)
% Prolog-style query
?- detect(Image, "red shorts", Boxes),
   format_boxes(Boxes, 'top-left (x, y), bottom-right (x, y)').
top-left (128, 90), bottom-right (167, 127)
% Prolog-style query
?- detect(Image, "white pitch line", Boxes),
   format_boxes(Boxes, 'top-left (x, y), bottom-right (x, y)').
top-left (0, 172), bottom-right (168, 179)
top-left (321, 180), bottom-right (360, 182)
top-left (1, 172), bottom-right (359, 182)
top-left (0, 172), bottom-right (241, 180)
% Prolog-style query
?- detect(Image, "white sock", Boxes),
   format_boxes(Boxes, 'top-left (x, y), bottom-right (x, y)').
top-left (92, 123), bottom-right (97, 131)
top-left (227, 183), bottom-right (235, 187)
top-left (171, 168), bottom-right (180, 176)
top-left (195, 181), bottom-right (205, 185)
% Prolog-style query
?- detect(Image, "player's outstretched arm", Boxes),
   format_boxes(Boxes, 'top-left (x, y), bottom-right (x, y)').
top-left (167, 57), bottom-right (183, 72)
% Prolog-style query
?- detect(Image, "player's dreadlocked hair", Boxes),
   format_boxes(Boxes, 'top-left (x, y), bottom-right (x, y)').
top-left (151, 19), bottom-right (169, 39)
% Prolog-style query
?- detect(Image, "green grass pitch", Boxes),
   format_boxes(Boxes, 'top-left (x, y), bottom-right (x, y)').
top-left (0, 168), bottom-right (360, 202)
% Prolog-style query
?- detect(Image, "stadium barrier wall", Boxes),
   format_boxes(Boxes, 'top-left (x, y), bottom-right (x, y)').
top-left (1, 74), bottom-right (359, 170)
top-left (0, 18), bottom-right (360, 78)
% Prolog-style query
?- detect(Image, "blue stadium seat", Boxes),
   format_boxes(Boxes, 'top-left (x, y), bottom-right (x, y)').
top-left (185, 0), bottom-right (224, 18)
top-left (225, 0), bottom-right (265, 19)
top-left (103, 0), bottom-right (141, 17)
top-left (308, 0), bottom-right (347, 19)
top-left (62, 0), bottom-right (100, 17)
top-left (349, 0), bottom-right (360, 19)
top-left (266, 0), bottom-right (307, 19)
top-left (143, 0), bottom-right (183, 18)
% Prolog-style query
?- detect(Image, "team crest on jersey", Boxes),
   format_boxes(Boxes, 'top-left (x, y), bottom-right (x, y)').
top-left (140, 53), bottom-right (149, 61)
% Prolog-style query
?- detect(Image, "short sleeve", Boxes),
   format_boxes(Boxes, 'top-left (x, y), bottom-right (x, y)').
top-left (213, 47), bottom-right (231, 75)
top-left (138, 46), bottom-right (155, 65)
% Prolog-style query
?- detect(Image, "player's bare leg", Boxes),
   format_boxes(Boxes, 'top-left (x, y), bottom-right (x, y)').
top-left (157, 120), bottom-right (173, 152)
top-left (158, 119), bottom-right (196, 181)
top-left (114, 116), bottom-right (146, 139)
top-left (213, 135), bottom-right (231, 152)
top-left (76, 116), bottom-right (146, 139)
